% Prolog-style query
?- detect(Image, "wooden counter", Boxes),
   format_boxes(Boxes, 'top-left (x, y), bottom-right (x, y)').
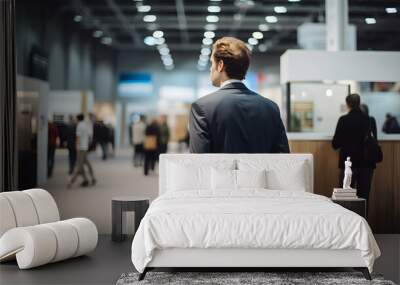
top-left (289, 139), bottom-right (400, 234)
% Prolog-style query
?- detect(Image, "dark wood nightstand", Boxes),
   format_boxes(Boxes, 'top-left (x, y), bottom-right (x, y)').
top-left (331, 198), bottom-right (366, 219)
top-left (112, 196), bottom-right (150, 242)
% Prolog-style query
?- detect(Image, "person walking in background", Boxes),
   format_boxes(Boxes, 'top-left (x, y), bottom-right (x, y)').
top-left (382, 113), bottom-right (400, 134)
top-left (107, 123), bottom-right (115, 157)
top-left (158, 115), bottom-right (170, 155)
top-left (332, 94), bottom-right (376, 211)
top-left (189, 37), bottom-right (289, 153)
top-left (66, 115), bottom-right (77, 175)
top-left (88, 113), bottom-right (97, 152)
top-left (143, 118), bottom-right (160, 176)
top-left (68, 114), bottom-right (96, 188)
top-left (97, 120), bottom-right (109, 160)
top-left (47, 119), bottom-right (59, 178)
top-left (132, 115), bottom-right (146, 167)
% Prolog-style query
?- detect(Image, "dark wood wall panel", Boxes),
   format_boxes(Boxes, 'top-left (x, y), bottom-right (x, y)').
top-left (289, 140), bottom-right (400, 234)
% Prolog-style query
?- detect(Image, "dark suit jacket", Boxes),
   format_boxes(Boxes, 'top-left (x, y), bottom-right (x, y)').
top-left (332, 108), bottom-right (374, 169)
top-left (189, 82), bottom-right (290, 153)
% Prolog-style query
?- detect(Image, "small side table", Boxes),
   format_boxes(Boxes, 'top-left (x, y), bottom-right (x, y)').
top-left (112, 196), bottom-right (150, 242)
top-left (331, 197), bottom-right (366, 219)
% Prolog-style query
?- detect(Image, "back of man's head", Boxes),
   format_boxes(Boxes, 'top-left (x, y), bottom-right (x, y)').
top-left (77, 114), bottom-right (85, 121)
top-left (212, 37), bottom-right (250, 80)
top-left (346, 93), bottom-right (361, 110)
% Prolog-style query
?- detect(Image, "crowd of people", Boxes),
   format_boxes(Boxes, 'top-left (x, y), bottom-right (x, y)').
top-left (47, 113), bottom-right (115, 188)
top-left (130, 115), bottom-right (170, 176)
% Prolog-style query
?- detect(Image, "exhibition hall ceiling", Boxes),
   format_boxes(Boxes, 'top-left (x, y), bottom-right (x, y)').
top-left (63, 0), bottom-right (399, 52)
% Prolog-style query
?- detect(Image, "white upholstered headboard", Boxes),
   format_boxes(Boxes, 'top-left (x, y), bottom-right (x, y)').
top-left (159, 154), bottom-right (314, 195)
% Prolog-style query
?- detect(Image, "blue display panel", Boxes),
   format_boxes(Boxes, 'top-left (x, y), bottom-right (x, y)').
top-left (118, 73), bottom-right (153, 97)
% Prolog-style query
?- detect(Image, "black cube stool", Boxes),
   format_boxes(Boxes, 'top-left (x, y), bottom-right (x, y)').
top-left (112, 196), bottom-right (150, 242)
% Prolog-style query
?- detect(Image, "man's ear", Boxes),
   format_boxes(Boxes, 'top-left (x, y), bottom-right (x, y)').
top-left (217, 60), bottom-right (224, 72)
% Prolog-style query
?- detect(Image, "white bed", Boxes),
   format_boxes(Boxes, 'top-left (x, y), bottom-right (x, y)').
top-left (131, 154), bottom-right (380, 280)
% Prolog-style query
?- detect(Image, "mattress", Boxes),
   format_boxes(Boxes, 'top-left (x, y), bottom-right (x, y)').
top-left (131, 190), bottom-right (380, 273)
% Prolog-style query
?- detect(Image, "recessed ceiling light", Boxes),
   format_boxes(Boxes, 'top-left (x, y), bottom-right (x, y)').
top-left (147, 23), bottom-right (158, 31)
top-left (153, 30), bottom-right (164, 38)
top-left (326, 89), bottom-right (333, 97)
top-left (143, 15), bottom-right (157, 22)
top-left (265, 16), bottom-right (278, 23)
top-left (208, 6), bottom-right (221, 13)
top-left (157, 44), bottom-right (168, 50)
top-left (385, 8), bottom-right (397, 14)
top-left (205, 24), bottom-right (217, 30)
top-left (202, 38), bottom-right (213, 45)
top-left (234, 13), bottom-right (242, 21)
top-left (210, 0), bottom-right (222, 2)
top-left (161, 54), bottom-right (172, 61)
top-left (248, 37), bottom-right (258, 45)
top-left (198, 60), bottom-right (208, 66)
top-left (137, 4), bottom-right (151, 13)
top-left (93, 30), bottom-right (103, 38)
top-left (365, 17), bottom-right (376, 24)
top-left (163, 58), bottom-right (173, 66)
top-left (258, 24), bottom-right (269, 31)
top-left (199, 54), bottom-right (209, 61)
top-left (288, 0), bottom-right (300, 2)
top-left (101, 37), bottom-right (112, 45)
top-left (144, 36), bottom-right (156, 46)
top-left (258, 44), bottom-right (267, 52)
top-left (201, 47), bottom-right (211, 55)
top-left (274, 6), bottom-right (287, 13)
top-left (252, 31), bottom-right (263, 39)
top-left (73, 15), bottom-right (82, 22)
top-left (155, 37), bottom-right (165, 45)
top-left (204, 31), bottom-right (215, 39)
top-left (206, 15), bottom-right (219, 23)
top-left (159, 47), bottom-right (170, 55)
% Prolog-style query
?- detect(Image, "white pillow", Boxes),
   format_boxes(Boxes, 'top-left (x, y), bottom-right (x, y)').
top-left (166, 159), bottom-right (235, 192)
top-left (236, 169), bottom-right (267, 189)
top-left (211, 168), bottom-right (236, 190)
top-left (238, 159), bottom-right (309, 192)
top-left (265, 167), bottom-right (306, 191)
top-left (167, 162), bottom-right (210, 191)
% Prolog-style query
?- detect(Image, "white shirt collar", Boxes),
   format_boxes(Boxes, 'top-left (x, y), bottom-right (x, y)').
top-left (220, 79), bottom-right (243, 88)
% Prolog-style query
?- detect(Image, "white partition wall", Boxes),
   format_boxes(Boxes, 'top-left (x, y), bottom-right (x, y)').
top-left (281, 50), bottom-right (400, 84)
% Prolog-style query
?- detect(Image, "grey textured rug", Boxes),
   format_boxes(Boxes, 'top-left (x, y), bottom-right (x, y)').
top-left (116, 271), bottom-right (396, 285)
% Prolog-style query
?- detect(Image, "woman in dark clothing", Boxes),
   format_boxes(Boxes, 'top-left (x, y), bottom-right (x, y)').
top-left (143, 119), bottom-right (160, 176)
top-left (360, 104), bottom-right (377, 139)
top-left (332, 94), bottom-right (376, 213)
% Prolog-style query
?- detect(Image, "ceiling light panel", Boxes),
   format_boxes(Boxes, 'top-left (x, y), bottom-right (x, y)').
top-left (143, 15), bottom-right (157, 22)
top-left (206, 15), bottom-right (219, 23)
top-left (208, 6), bottom-right (221, 13)
top-left (385, 8), bottom-right (397, 14)
top-left (137, 4), bottom-right (151, 13)
top-left (274, 6), bottom-right (287, 13)
top-left (265, 16), bottom-right (278, 23)
top-left (204, 31), bottom-right (215, 39)
top-left (365, 17), bottom-right (376, 24)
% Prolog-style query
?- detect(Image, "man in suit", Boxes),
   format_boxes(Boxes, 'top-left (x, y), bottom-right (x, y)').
top-left (332, 93), bottom-right (375, 208)
top-left (189, 37), bottom-right (289, 153)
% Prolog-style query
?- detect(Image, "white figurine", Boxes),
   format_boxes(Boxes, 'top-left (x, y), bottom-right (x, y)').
top-left (343, 157), bottom-right (353, 189)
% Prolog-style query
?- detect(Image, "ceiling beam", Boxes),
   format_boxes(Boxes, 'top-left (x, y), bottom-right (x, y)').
top-left (105, 0), bottom-right (142, 46)
top-left (175, 0), bottom-right (190, 44)
top-left (72, 0), bottom-right (120, 45)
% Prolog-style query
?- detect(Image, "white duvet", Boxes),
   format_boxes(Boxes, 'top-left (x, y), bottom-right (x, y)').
top-left (131, 190), bottom-right (380, 273)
